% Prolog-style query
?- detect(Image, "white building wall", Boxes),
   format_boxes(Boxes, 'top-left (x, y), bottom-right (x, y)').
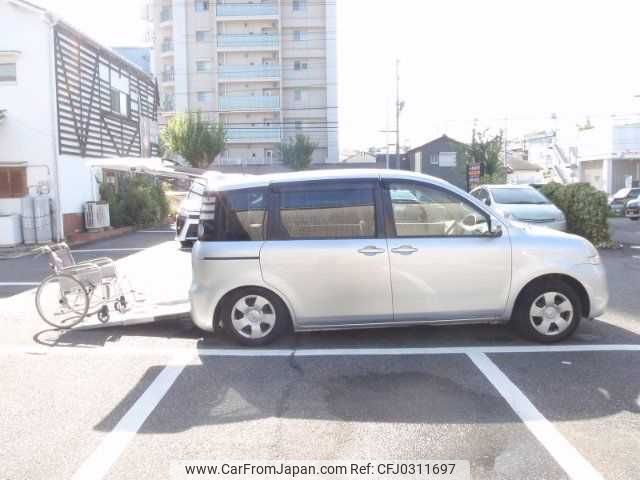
top-left (0, 1), bottom-right (57, 217)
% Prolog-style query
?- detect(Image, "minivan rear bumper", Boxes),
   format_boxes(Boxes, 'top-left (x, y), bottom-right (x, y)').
top-left (190, 282), bottom-right (217, 332)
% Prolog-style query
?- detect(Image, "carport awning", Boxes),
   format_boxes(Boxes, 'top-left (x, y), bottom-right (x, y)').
top-left (86, 157), bottom-right (205, 179)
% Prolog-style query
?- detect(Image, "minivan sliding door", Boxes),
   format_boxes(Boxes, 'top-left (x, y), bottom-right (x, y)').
top-left (260, 180), bottom-right (394, 329)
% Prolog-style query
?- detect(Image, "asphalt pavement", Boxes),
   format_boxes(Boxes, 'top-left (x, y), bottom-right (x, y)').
top-left (1, 220), bottom-right (639, 480)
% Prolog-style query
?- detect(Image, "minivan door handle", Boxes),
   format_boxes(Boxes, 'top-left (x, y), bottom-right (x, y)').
top-left (391, 245), bottom-right (418, 255)
top-left (358, 246), bottom-right (386, 256)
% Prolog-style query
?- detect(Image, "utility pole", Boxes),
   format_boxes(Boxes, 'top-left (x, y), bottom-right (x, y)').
top-left (395, 59), bottom-right (401, 166)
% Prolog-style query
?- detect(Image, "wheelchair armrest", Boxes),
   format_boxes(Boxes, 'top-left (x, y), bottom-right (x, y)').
top-left (60, 263), bottom-right (102, 276)
top-left (77, 257), bottom-right (115, 267)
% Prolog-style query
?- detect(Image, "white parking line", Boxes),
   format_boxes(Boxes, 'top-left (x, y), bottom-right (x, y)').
top-left (468, 352), bottom-right (603, 480)
top-left (71, 351), bottom-right (193, 480)
top-left (3, 343), bottom-right (640, 357)
top-left (71, 248), bottom-right (146, 253)
top-left (0, 282), bottom-right (39, 287)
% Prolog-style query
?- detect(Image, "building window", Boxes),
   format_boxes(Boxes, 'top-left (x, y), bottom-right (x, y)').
top-left (161, 38), bottom-right (173, 52)
top-left (439, 152), bottom-right (457, 167)
top-left (295, 120), bottom-right (303, 131)
top-left (292, 0), bottom-right (306, 11)
top-left (293, 30), bottom-right (306, 42)
top-left (429, 153), bottom-right (438, 165)
top-left (0, 167), bottom-right (27, 199)
top-left (294, 60), bottom-right (308, 71)
top-left (162, 93), bottom-right (175, 111)
top-left (196, 60), bottom-right (212, 72)
top-left (0, 63), bottom-right (17, 82)
top-left (194, 1), bottom-right (209, 12)
top-left (197, 91), bottom-right (212, 103)
top-left (195, 30), bottom-right (209, 42)
top-left (110, 88), bottom-right (129, 117)
top-left (279, 187), bottom-right (376, 239)
top-left (160, 5), bottom-right (172, 22)
top-left (294, 89), bottom-right (302, 101)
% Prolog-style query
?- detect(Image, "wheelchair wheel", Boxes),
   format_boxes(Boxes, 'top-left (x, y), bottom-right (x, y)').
top-left (36, 274), bottom-right (89, 329)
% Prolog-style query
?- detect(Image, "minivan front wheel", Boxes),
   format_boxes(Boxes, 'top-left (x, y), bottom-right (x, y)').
top-left (513, 280), bottom-right (582, 343)
top-left (221, 288), bottom-right (290, 346)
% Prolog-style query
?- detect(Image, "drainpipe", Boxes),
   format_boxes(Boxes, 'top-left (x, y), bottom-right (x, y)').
top-left (45, 14), bottom-right (64, 241)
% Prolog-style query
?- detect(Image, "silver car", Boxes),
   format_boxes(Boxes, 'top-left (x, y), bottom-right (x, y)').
top-left (626, 197), bottom-right (640, 221)
top-left (190, 170), bottom-right (608, 346)
top-left (470, 184), bottom-right (567, 231)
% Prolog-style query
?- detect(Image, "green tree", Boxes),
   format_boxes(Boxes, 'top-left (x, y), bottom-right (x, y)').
top-left (161, 113), bottom-right (226, 169)
top-left (464, 129), bottom-right (506, 184)
top-left (279, 134), bottom-right (317, 171)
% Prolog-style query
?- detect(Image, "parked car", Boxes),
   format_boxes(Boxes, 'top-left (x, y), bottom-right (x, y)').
top-left (609, 187), bottom-right (640, 216)
top-left (175, 177), bottom-right (206, 248)
top-left (625, 197), bottom-right (640, 221)
top-left (470, 184), bottom-right (567, 231)
top-left (190, 170), bottom-right (608, 346)
top-left (176, 172), bottom-right (250, 247)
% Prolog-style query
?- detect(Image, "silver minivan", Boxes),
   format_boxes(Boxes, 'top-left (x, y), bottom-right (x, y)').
top-left (190, 170), bottom-right (608, 346)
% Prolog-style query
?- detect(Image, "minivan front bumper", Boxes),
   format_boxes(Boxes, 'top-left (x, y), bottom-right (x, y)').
top-left (574, 262), bottom-right (608, 319)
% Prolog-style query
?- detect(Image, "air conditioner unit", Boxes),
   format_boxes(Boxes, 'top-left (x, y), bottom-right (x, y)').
top-left (84, 202), bottom-right (110, 230)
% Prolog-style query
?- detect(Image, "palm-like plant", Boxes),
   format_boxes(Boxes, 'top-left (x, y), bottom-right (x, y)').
top-left (161, 114), bottom-right (226, 169)
top-left (279, 134), bottom-right (317, 171)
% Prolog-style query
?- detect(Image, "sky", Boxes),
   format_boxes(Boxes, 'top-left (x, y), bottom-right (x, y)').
top-left (40, 0), bottom-right (640, 154)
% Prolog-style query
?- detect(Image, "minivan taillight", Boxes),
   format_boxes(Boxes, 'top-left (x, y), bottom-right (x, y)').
top-left (198, 192), bottom-right (218, 240)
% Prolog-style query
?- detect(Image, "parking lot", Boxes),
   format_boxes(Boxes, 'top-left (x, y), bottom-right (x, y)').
top-left (1, 220), bottom-right (639, 480)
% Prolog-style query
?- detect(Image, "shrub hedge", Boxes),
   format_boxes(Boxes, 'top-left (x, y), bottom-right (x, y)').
top-left (100, 175), bottom-right (169, 228)
top-left (541, 182), bottom-right (610, 246)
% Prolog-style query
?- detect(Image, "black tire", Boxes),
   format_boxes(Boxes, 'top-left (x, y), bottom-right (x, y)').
top-left (220, 288), bottom-right (290, 346)
top-left (180, 240), bottom-right (194, 248)
top-left (36, 274), bottom-right (89, 329)
top-left (630, 217), bottom-right (639, 221)
top-left (512, 279), bottom-right (582, 343)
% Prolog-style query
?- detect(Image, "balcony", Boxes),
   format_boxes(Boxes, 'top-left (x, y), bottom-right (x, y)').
top-left (225, 127), bottom-right (281, 143)
top-left (218, 64), bottom-right (280, 81)
top-left (216, 3), bottom-right (278, 17)
top-left (219, 95), bottom-right (280, 111)
top-left (161, 70), bottom-right (174, 82)
top-left (217, 33), bottom-right (279, 50)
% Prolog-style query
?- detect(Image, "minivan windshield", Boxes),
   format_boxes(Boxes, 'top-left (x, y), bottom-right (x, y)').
top-left (490, 187), bottom-right (551, 205)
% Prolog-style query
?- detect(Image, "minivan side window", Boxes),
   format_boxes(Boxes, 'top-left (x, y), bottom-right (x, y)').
top-left (220, 189), bottom-right (267, 241)
top-left (388, 183), bottom-right (489, 237)
top-left (278, 187), bottom-right (376, 239)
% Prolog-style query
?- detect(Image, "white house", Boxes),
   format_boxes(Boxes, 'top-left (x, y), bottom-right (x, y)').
top-left (524, 117), bottom-right (640, 195)
top-left (0, 0), bottom-right (158, 243)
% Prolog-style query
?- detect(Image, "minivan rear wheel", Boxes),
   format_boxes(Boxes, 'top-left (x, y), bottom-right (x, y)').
top-left (221, 288), bottom-right (290, 346)
top-left (512, 280), bottom-right (582, 343)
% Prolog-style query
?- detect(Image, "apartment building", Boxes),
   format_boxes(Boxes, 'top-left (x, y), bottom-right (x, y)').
top-left (148, 0), bottom-right (338, 170)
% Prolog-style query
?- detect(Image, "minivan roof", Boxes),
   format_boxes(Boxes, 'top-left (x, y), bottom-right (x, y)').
top-left (202, 169), bottom-right (450, 192)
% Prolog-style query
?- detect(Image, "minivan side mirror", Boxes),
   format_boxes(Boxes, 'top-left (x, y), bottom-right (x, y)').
top-left (487, 221), bottom-right (503, 238)
top-left (484, 198), bottom-right (491, 207)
